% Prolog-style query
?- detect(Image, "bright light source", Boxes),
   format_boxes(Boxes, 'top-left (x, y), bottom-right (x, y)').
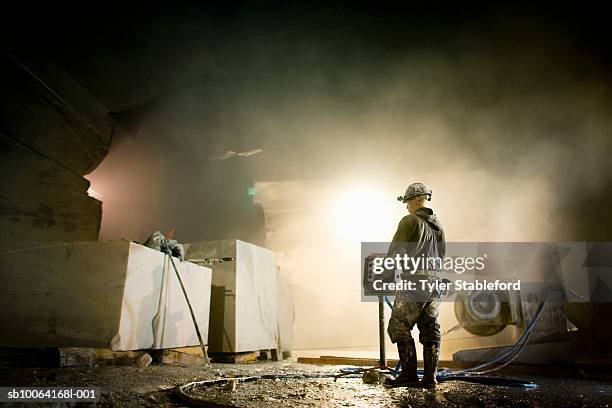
top-left (328, 187), bottom-right (403, 243)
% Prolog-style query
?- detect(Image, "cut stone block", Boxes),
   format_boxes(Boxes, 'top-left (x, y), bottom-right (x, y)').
top-left (0, 241), bottom-right (211, 351)
top-left (184, 240), bottom-right (278, 353)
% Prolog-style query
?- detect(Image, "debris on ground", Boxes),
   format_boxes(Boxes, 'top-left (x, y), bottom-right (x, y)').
top-left (224, 379), bottom-right (237, 391)
top-left (136, 353), bottom-right (153, 369)
top-left (362, 369), bottom-right (386, 384)
top-left (2, 361), bottom-right (612, 407)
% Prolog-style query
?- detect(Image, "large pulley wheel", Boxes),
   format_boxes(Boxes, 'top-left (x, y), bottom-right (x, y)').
top-left (454, 290), bottom-right (510, 336)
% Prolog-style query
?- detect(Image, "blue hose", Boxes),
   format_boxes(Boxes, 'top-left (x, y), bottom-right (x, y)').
top-left (445, 289), bottom-right (550, 375)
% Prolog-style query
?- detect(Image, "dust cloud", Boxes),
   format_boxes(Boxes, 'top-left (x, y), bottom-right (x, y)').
top-left (87, 12), bottom-right (612, 355)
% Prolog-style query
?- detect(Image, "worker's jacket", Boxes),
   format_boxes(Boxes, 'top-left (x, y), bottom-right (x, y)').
top-left (387, 207), bottom-right (445, 275)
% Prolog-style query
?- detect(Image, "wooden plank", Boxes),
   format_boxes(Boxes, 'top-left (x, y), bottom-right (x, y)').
top-left (64, 348), bottom-right (206, 367)
top-left (94, 348), bottom-right (142, 366)
top-left (209, 351), bottom-right (259, 364)
top-left (159, 349), bottom-right (208, 366)
top-left (170, 346), bottom-right (205, 355)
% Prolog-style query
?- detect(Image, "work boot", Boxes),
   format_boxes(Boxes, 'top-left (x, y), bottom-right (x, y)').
top-left (421, 342), bottom-right (440, 389)
top-left (384, 339), bottom-right (419, 387)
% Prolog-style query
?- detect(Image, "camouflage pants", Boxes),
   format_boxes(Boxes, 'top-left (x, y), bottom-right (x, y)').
top-left (387, 276), bottom-right (441, 345)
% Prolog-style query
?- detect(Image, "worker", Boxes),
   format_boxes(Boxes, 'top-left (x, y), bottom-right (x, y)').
top-left (143, 229), bottom-right (185, 260)
top-left (385, 182), bottom-right (445, 388)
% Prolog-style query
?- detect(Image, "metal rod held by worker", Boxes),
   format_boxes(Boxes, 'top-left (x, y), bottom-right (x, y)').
top-left (378, 295), bottom-right (386, 368)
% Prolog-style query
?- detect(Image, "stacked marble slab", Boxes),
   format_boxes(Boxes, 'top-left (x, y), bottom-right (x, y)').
top-left (184, 240), bottom-right (278, 353)
top-left (0, 241), bottom-right (211, 351)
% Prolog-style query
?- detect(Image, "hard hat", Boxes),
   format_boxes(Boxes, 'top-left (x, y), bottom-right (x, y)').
top-left (397, 182), bottom-right (432, 203)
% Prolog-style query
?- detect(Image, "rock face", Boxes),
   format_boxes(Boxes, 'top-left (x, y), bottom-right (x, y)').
top-left (0, 52), bottom-right (113, 245)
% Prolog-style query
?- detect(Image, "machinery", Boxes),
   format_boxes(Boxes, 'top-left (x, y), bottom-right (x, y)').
top-left (363, 243), bottom-right (573, 364)
top-left (444, 243), bottom-right (571, 365)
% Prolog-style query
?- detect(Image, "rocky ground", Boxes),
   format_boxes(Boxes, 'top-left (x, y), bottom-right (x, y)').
top-left (1, 361), bottom-right (612, 407)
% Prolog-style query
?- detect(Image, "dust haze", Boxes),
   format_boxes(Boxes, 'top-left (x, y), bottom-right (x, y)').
top-left (87, 12), bottom-right (612, 354)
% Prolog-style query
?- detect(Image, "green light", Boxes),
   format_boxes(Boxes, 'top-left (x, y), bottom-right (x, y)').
top-left (247, 187), bottom-right (256, 196)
